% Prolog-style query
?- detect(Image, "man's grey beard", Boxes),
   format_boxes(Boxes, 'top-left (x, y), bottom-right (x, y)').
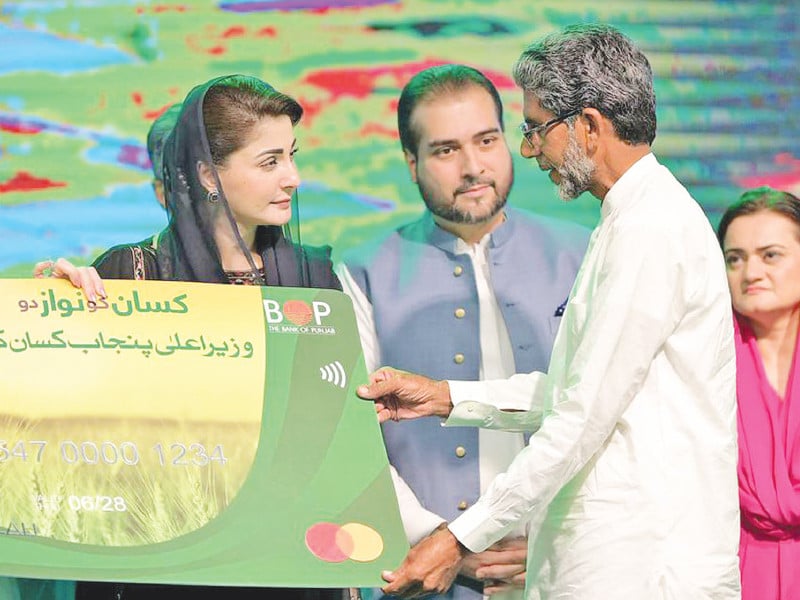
top-left (556, 126), bottom-right (595, 201)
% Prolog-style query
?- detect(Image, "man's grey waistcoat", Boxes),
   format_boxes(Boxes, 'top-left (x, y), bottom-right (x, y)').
top-left (345, 208), bottom-right (587, 599)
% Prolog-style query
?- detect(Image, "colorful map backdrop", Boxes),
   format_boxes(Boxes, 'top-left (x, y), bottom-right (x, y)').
top-left (1, 0), bottom-right (799, 275)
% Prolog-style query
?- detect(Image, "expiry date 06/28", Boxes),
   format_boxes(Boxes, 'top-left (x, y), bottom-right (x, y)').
top-left (67, 495), bottom-right (128, 512)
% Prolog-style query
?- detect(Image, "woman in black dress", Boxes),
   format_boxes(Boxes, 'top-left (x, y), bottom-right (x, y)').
top-left (38, 74), bottom-right (349, 600)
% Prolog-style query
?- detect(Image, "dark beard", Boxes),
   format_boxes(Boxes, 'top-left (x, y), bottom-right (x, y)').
top-left (419, 169), bottom-right (514, 225)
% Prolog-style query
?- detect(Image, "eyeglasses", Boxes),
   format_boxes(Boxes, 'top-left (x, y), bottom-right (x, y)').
top-left (519, 109), bottom-right (581, 149)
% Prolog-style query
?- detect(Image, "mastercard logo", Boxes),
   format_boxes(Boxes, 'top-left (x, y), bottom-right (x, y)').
top-left (305, 521), bottom-right (384, 563)
top-left (283, 300), bottom-right (313, 326)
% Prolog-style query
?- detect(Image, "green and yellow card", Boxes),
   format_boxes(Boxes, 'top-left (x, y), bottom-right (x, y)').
top-left (0, 279), bottom-right (406, 587)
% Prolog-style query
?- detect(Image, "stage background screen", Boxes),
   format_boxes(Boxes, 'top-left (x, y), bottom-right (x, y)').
top-left (1, 0), bottom-right (798, 275)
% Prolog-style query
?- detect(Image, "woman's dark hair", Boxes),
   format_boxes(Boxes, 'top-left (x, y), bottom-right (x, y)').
top-left (157, 74), bottom-right (307, 284)
top-left (202, 75), bottom-right (303, 166)
top-left (717, 186), bottom-right (800, 246)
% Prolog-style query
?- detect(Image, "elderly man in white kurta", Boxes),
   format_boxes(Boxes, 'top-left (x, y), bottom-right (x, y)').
top-left (357, 24), bottom-right (741, 600)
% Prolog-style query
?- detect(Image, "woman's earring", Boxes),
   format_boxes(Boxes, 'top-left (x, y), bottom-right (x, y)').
top-left (206, 189), bottom-right (219, 203)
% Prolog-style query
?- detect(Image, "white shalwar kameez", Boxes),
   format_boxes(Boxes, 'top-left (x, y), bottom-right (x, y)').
top-left (446, 154), bottom-right (741, 599)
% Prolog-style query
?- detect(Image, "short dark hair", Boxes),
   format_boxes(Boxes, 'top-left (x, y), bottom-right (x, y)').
top-left (202, 75), bottom-right (303, 166)
top-left (397, 64), bottom-right (504, 156)
top-left (513, 23), bottom-right (656, 145)
top-left (717, 186), bottom-right (800, 246)
top-left (146, 103), bottom-right (183, 181)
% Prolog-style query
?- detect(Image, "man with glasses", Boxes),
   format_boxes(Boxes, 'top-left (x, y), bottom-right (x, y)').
top-left (358, 24), bottom-right (740, 599)
top-left (337, 64), bottom-right (588, 600)
top-left (518, 109), bottom-right (580, 153)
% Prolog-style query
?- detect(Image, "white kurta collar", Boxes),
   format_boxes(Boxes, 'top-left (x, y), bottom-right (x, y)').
top-left (601, 152), bottom-right (657, 221)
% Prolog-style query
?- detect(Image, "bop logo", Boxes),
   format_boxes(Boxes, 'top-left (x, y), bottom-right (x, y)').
top-left (263, 299), bottom-right (336, 335)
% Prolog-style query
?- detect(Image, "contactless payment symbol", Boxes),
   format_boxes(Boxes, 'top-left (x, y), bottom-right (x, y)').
top-left (305, 521), bottom-right (384, 563)
top-left (319, 360), bottom-right (347, 388)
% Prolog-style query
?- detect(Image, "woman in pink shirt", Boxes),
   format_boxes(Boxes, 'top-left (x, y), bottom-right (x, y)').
top-left (718, 187), bottom-right (800, 599)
